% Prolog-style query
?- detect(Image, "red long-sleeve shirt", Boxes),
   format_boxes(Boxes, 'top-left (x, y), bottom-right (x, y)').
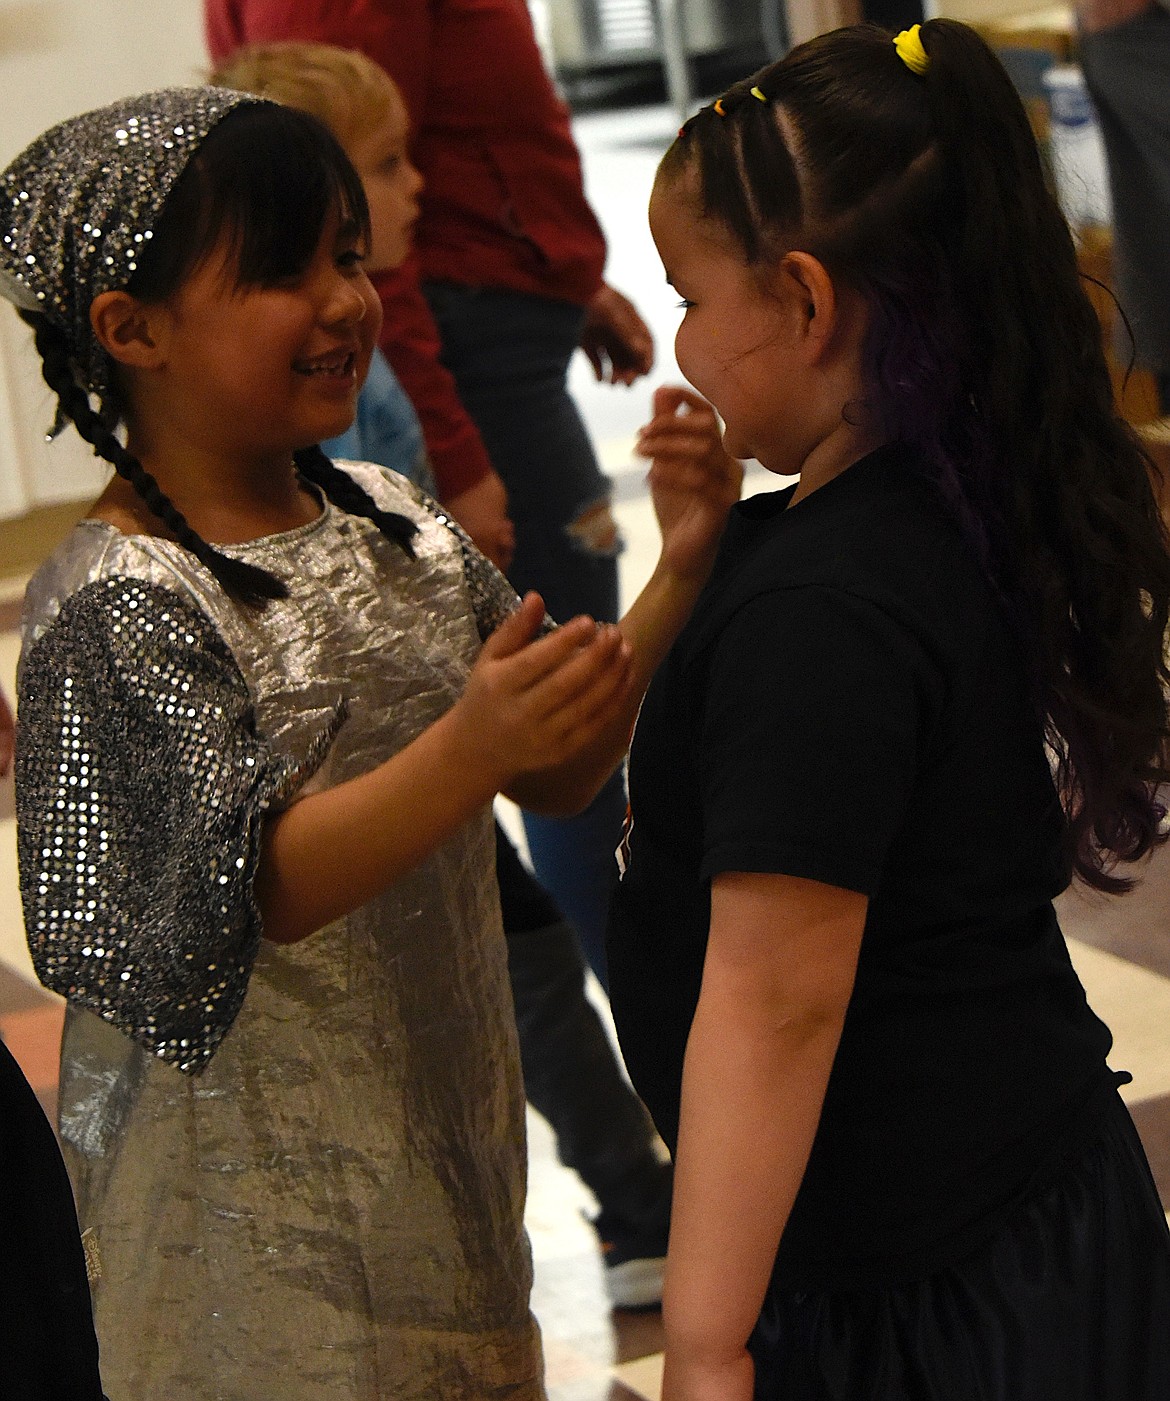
top-left (205, 0), bottom-right (608, 498)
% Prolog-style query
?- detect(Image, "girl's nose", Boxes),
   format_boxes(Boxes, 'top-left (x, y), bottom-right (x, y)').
top-left (325, 272), bottom-right (369, 326)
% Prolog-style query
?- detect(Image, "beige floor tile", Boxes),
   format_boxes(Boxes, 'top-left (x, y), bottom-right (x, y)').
top-left (1067, 937), bottom-right (1170, 1105)
top-left (612, 1351), bottom-right (664, 1400)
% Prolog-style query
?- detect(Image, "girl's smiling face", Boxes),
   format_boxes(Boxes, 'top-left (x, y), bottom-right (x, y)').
top-left (649, 169), bottom-right (807, 476)
top-left (127, 208), bottom-right (382, 469)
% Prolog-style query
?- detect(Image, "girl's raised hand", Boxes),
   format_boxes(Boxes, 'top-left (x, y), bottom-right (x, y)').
top-left (452, 592), bottom-right (632, 790)
top-left (637, 387), bottom-right (743, 584)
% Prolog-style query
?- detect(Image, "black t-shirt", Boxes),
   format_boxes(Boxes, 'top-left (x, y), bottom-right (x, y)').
top-left (608, 443), bottom-right (1118, 1291)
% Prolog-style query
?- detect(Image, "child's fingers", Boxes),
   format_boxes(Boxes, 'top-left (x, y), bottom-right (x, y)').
top-left (529, 641), bottom-right (632, 746)
top-left (524, 625), bottom-right (629, 722)
top-left (482, 592), bottom-right (549, 660)
top-left (494, 612), bottom-right (615, 692)
top-left (652, 383), bottom-right (711, 418)
top-left (648, 451), bottom-right (744, 500)
top-left (635, 420), bottom-right (723, 461)
top-left (637, 410), bottom-right (720, 454)
top-left (636, 385), bottom-right (717, 442)
top-left (639, 405), bottom-right (718, 436)
top-left (539, 658), bottom-right (633, 751)
top-left (639, 398), bottom-right (718, 434)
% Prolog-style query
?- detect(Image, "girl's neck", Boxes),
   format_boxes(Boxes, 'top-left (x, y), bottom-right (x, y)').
top-left (788, 414), bottom-right (888, 508)
top-left (92, 441), bottom-right (322, 545)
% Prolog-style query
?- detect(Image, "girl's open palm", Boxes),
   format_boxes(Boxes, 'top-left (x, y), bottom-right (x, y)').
top-left (637, 387), bottom-right (743, 584)
top-left (454, 592), bottom-right (632, 788)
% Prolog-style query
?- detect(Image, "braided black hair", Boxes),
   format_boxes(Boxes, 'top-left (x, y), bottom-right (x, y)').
top-left (294, 445), bottom-right (417, 557)
top-left (23, 310), bottom-right (287, 606)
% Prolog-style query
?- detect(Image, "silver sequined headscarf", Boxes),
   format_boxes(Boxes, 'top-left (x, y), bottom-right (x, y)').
top-left (0, 87), bottom-right (266, 413)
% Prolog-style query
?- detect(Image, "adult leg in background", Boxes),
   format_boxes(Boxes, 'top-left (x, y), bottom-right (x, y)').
top-left (496, 826), bottom-right (670, 1310)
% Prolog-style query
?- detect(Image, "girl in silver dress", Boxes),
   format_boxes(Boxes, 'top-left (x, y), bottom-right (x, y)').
top-left (0, 89), bottom-right (739, 1399)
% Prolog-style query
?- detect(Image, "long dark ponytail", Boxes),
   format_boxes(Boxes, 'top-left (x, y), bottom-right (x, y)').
top-left (669, 20), bottom-right (1170, 890)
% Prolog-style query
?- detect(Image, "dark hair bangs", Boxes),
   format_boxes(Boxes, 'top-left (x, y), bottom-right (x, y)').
top-left (128, 102), bottom-right (370, 301)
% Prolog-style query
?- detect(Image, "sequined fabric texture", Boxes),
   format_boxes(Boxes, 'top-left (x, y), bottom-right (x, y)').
top-left (0, 87), bottom-right (262, 408)
top-left (16, 464), bottom-right (544, 1399)
top-left (17, 577), bottom-right (340, 1071)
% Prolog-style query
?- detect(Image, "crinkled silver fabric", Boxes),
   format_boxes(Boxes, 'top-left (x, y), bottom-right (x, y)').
top-left (0, 87), bottom-right (263, 411)
top-left (418, 481), bottom-right (554, 642)
top-left (16, 464), bottom-right (544, 1400)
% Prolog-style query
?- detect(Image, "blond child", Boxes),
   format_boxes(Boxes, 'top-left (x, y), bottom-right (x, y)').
top-left (210, 44), bottom-right (437, 497)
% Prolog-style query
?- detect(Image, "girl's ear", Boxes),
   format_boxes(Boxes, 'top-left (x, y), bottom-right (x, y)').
top-left (90, 290), bottom-right (165, 369)
top-left (776, 251), bottom-right (838, 356)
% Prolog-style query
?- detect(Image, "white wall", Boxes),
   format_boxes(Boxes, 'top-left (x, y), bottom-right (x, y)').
top-left (0, 0), bottom-right (210, 519)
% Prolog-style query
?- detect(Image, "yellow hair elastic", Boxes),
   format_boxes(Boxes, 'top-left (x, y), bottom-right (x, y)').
top-left (750, 85), bottom-right (767, 102)
top-left (713, 98), bottom-right (726, 116)
top-left (893, 24), bottom-right (930, 76)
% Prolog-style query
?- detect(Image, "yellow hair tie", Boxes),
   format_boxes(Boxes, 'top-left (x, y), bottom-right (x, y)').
top-left (713, 98), bottom-right (726, 116)
top-left (893, 24), bottom-right (929, 76)
top-left (750, 85), bottom-right (767, 102)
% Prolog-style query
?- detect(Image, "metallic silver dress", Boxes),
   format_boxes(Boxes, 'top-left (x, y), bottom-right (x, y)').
top-left (15, 463), bottom-right (544, 1400)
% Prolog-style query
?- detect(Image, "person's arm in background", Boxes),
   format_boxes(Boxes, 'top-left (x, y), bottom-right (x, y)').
top-left (373, 254), bottom-right (515, 566)
top-left (581, 282), bottom-right (655, 386)
top-left (1074, 0), bottom-right (1155, 32)
top-left (203, 0), bottom-right (515, 568)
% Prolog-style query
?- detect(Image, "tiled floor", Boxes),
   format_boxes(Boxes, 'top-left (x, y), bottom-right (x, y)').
top-left (2, 96), bottom-right (1169, 1401)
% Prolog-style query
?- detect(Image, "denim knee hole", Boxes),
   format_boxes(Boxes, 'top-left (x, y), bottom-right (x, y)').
top-left (564, 500), bottom-right (625, 559)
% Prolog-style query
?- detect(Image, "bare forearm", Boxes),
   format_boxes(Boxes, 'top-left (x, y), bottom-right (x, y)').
top-left (665, 989), bottom-right (845, 1371)
top-left (506, 560), bottom-right (704, 813)
top-left (512, 396), bottom-right (740, 814)
top-left (655, 876), bottom-right (864, 1400)
top-left (254, 598), bottom-right (633, 943)
top-left (257, 706), bottom-right (497, 944)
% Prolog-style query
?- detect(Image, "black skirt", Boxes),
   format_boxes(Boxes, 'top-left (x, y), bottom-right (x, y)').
top-left (751, 1091), bottom-right (1170, 1400)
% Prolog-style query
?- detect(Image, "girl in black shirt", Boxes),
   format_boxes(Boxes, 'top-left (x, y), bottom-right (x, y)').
top-left (611, 20), bottom-right (1170, 1400)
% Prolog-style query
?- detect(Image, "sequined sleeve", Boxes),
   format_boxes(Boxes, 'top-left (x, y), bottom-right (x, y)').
top-left (15, 577), bottom-right (313, 1074)
top-left (398, 478), bottom-right (554, 641)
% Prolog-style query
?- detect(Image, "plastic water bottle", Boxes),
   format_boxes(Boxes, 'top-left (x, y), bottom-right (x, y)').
top-left (1042, 64), bottom-right (1113, 231)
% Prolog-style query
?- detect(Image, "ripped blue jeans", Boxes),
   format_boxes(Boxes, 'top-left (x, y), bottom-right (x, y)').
top-left (424, 282), bottom-right (626, 985)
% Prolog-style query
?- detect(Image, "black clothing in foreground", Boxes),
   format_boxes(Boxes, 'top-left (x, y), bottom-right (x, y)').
top-left (749, 1088), bottom-right (1170, 1399)
top-left (0, 1037), bottom-right (104, 1400)
top-left (608, 444), bottom-right (1121, 1291)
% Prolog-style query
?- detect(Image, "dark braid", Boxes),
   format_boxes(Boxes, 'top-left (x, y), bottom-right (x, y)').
top-left (294, 445), bottom-right (417, 557)
top-left (24, 310), bottom-right (287, 607)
